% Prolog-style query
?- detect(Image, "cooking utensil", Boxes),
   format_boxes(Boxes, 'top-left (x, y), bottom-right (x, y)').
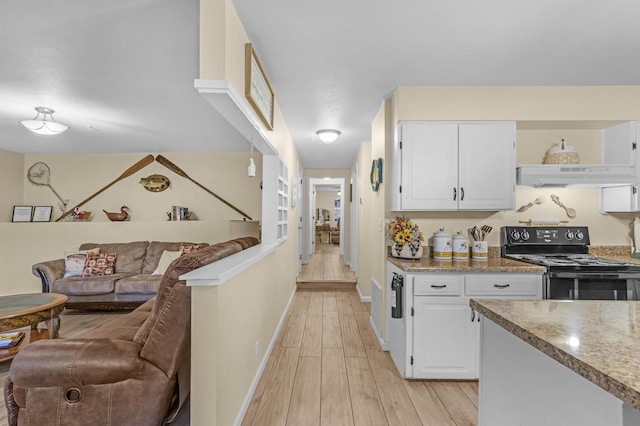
top-left (519, 218), bottom-right (569, 226)
top-left (516, 196), bottom-right (546, 213)
top-left (481, 225), bottom-right (493, 239)
top-left (550, 194), bottom-right (577, 218)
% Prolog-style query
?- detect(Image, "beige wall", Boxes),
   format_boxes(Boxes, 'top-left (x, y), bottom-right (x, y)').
top-left (394, 86), bottom-right (640, 121)
top-left (22, 152), bottom-right (262, 222)
top-left (0, 149), bottom-right (24, 222)
top-left (367, 86), bottom-right (640, 341)
top-left (0, 150), bottom-right (262, 296)
top-left (354, 140), bottom-right (373, 298)
top-left (389, 85), bottom-right (640, 249)
top-left (194, 0), bottom-right (301, 424)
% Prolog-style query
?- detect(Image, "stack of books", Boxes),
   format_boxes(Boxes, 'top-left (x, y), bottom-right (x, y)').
top-left (0, 331), bottom-right (25, 349)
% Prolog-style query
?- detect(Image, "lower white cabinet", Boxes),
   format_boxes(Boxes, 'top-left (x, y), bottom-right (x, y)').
top-left (413, 297), bottom-right (478, 379)
top-left (388, 266), bottom-right (542, 379)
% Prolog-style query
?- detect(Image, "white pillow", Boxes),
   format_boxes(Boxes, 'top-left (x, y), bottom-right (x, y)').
top-left (63, 248), bottom-right (100, 278)
top-left (152, 250), bottom-right (182, 275)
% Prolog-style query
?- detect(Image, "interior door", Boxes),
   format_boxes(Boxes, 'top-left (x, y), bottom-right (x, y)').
top-left (296, 163), bottom-right (303, 274)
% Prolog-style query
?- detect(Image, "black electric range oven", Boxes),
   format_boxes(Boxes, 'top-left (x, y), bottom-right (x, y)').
top-left (501, 226), bottom-right (640, 300)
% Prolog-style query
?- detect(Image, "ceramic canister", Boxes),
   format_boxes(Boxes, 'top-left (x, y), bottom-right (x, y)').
top-left (452, 232), bottom-right (469, 260)
top-left (472, 241), bottom-right (489, 260)
top-left (433, 229), bottom-right (453, 260)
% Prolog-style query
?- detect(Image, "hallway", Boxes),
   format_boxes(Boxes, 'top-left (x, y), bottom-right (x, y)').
top-left (297, 243), bottom-right (356, 289)
top-left (241, 289), bottom-right (478, 425)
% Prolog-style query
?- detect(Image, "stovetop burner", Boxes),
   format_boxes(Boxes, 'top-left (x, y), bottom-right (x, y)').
top-left (507, 253), bottom-right (640, 269)
top-left (501, 225), bottom-right (640, 272)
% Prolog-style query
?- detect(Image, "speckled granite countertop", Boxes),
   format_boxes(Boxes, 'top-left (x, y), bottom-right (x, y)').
top-left (389, 245), bottom-right (640, 273)
top-left (470, 299), bottom-right (640, 410)
top-left (388, 256), bottom-right (546, 273)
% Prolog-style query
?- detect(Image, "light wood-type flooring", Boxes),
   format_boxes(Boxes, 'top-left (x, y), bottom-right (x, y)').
top-left (0, 310), bottom-right (123, 426)
top-left (297, 243), bottom-right (357, 290)
top-left (242, 289), bottom-right (479, 425)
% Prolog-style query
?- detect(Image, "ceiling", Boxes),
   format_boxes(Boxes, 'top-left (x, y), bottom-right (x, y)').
top-left (2, 1), bottom-right (640, 169)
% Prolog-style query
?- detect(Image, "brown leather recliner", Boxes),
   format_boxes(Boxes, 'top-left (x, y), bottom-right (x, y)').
top-left (4, 237), bottom-right (258, 426)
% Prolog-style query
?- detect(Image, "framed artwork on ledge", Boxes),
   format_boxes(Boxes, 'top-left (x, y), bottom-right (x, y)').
top-left (12, 206), bottom-right (33, 222)
top-left (32, 206), bottom-right (53, 222)
top-left (245, 43), bottom-right (275, 130)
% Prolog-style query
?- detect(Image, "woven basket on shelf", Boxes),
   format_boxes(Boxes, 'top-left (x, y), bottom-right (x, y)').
top-left (543, 151), bottom-right (580, 164)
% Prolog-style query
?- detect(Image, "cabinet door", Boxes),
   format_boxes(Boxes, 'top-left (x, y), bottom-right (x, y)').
top-left (600, 122), bottom-right (640, 212)
top-left (412, 297), bottom-right (477, 379)
top-left (399, 123), bottom-right (458, 210)
top-left (458, 123), bottom-right (516, 210)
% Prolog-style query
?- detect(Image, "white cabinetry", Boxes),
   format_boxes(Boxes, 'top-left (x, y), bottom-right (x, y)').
top-left (601, 121), bottom-right (640, 212)
top-left (413, 296), bottom-right (478, 379)
top-left (392, 122), bottom-right (516, 211)
top-left (387, 264), bottom-right (542, 379)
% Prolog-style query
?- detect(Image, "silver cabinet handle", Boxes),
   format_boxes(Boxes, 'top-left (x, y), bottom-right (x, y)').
top-left (430, 284), bottom-right (447, 289)
top-left (471, 308), bottom-right (476, 322)
top-left (460, 187), bottom-right (464, 201)
top-left (453, 187), bottom-right (457, 201)
top-left (494, 284), bottom-right (510, 288)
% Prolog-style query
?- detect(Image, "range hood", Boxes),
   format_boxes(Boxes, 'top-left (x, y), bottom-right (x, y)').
top-left (517, 164), bottom-right (636, 187)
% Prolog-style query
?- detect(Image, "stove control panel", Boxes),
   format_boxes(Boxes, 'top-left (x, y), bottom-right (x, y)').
top-left (501, 226), bottom-right (590, 246)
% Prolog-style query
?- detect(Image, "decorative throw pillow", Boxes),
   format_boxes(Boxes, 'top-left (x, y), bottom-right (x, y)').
top-left (152, 250), bottom-right (182, 275)
top-left (63, 248), bottom-right (100, 278)
top-left (82, 252), bottom-right (117, 277)
top-left (179, 243), bottom-right (204, 255)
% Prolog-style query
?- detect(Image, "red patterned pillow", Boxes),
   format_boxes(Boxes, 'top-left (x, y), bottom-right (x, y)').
top-left (82, 252), bottom-right (117, 277)
top-left (179, 243), bottom-right (204, 255)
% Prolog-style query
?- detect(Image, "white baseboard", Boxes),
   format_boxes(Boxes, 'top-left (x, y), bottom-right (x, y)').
top-left (356, 283), bottom-right (372, 303)
top-left (234, 287), bottom-right (297, 426)
top-left (369, 315), bottom-right (389, 351)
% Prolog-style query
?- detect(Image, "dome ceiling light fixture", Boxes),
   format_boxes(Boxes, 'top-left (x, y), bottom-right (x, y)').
top-left (316, 129), bottom-right (341, 144)
top-left (20, 106), bottom-right (69, 135)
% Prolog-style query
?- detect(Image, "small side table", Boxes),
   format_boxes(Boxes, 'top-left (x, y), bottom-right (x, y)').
top-left (0, 293), bottom-right (67, 361)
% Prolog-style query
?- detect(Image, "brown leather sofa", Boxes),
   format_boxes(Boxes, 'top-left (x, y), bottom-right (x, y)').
top-left (32, 241), bottom-right (210, 310)
top-left (4, 236), bottom-right (259, 426)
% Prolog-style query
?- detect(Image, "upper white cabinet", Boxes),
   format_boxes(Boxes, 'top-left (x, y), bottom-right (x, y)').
top-left (600, 121), bottom-right (640, 212)
top-left (392, 122), bottom-right (516, 211)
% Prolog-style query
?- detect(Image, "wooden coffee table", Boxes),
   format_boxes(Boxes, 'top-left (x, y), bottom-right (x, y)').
top-left (0, 293), bottom-right (67, 361)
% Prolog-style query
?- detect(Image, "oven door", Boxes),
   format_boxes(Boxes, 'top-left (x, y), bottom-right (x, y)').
top-left (545, 271), bottom-right (640, 300)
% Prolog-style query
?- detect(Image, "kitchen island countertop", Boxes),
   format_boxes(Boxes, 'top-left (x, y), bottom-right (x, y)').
top-left (470, 298), bottom-right (640, 411)
top-left (388, 255), bottom-right (546, 273)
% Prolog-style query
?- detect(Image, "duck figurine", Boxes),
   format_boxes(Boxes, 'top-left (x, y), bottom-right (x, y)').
top-left (103, 205), bottom-right (129, 221)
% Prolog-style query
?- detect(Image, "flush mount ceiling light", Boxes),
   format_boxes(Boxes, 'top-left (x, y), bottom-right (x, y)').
top-left (20, 106), bottom-right (69, 135)
top-left (316, 129), bottom-right (341, 144)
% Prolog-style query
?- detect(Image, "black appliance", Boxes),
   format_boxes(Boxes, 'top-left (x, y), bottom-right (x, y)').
top-left (501, 226), bottom-right (640, 300)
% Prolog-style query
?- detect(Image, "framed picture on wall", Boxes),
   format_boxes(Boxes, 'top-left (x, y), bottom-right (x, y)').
top-left (245, 43), bottom-right (275, 130)
top-left (370, 158), bottom-right (383, 191)
top-left (12, 206), bottom-right (33, 222)
top-left (32, 206), bottom-right (53, 222)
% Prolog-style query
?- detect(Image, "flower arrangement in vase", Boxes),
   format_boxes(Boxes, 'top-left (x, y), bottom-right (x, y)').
top-left (388, 216), bottom-right (424, 259)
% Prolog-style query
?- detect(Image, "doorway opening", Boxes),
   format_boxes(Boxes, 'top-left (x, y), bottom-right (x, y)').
top-left (297, 177), bottom-right (356, 289)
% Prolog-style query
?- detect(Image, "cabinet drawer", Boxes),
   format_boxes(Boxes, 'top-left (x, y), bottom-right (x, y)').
top-left (414, 275), bottom-right (464, 296)
top-left (465, 274), bottom-right (541, 296)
